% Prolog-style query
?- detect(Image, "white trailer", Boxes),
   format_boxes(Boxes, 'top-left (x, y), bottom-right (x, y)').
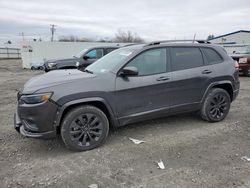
top-left (20, 41), bottom-right (128, 69)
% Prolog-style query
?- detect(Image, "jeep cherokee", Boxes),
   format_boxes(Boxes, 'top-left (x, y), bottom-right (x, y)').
top-left (14, 40), bottom-right (240, 151)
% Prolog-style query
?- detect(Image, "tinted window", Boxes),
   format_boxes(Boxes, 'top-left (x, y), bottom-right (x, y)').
top-left (126, 48), bottom-right (167, 76)
top-left (202, 48), bottom-right (223, 65)
top-left (86, 49), bottom-right (103, 59)
top-left (106, 48), bottom-right (116, 53)
top-left (171, 48), bottom-right (203, 71)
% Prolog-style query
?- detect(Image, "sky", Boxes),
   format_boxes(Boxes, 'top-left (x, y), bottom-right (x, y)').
top-left (0, 0), bottom-right (249, 44)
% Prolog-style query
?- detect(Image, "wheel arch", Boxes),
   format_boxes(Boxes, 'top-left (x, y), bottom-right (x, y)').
top-left (202, 81), bottom-right (234, 102)
top-left (55, 97), bottom-right (118, 133)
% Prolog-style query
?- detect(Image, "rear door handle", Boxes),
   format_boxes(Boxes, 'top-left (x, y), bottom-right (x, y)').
top-left (202, 70), bottom-right (212, 74)
top-left (156, 76), bottom-right (170, 81)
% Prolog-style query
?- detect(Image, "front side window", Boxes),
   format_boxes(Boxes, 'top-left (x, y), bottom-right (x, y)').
top-left (202, 48), bottom-right (223, 65)
top-left (86, 49), bottom-right (103, 59)
top-left (126, 48), bottom-right (167, 76)
top-left (170, 47), bottom-right (203, 71)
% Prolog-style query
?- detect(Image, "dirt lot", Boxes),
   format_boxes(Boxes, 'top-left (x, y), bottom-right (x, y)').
top-left (0, 59), bottom-right (249, 188)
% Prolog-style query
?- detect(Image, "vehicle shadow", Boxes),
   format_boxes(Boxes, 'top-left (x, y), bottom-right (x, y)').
top-left (23, 112), bottom-right (210, 155)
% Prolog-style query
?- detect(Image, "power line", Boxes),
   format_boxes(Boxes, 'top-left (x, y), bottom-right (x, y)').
top-left (50, 24), bottom-right (57, 42)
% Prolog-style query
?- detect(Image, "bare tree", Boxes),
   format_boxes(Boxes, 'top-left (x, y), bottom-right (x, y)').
top-left (113, 30), bottom-right (144, 43)
top-left (207, 34), bottom-right (215, 40)
top-left (58, 35), bottom-right (94, 42)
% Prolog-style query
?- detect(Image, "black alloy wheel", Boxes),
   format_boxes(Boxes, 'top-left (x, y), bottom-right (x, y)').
top-left (61, 105), bottom-right (109, 151)
top-left (200, 88), bottom-right (231, 122)
top-left (69, 113), bottom-right (103, 147)
top-left (208, 93), bottom-right (228, 119)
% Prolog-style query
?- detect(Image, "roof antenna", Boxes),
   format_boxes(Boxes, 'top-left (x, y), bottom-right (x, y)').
top-left (193, 33), bottom-right (196, 43)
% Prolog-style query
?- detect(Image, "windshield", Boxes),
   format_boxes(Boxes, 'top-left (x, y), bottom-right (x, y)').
top-left (86, 47), bottom-right (138, 74)
top-left (235, 46), bottom-right (250, 54)
top-left (74, 49), bottom-right (88, 58)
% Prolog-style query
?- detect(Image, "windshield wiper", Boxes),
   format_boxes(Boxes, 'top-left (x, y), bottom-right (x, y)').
top-left (83, 69), bottom-right (93, 74)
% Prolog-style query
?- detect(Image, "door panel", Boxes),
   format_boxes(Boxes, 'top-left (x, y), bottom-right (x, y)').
top-left (115, 72), bottom-right (172, 119)
top-left (114, 47), bottom-right (171, 124)
top-left (169, 47), bottom-right (212, 112)
top-left (169, 67), bottom-right (211, 109)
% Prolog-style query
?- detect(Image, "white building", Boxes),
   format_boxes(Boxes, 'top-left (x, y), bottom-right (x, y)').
top-left (209, 30), bottom-right (250, 44)
top-left (209, 30), bottom-right (250, 54)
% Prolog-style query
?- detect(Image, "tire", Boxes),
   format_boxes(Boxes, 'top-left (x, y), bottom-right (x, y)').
top-left (243, 68), bottom-right (250, 77)
top-left (61, 105), bottom-right (109, 151)
top-left (31, 66), bottom-right (35, 70)
top-left (39, 66), bottom-right (44, 70)
top-left (200, 88), bottom-right (231, 122)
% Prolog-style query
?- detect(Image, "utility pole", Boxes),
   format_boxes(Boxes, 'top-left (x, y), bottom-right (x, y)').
top-left (50, 24), bottom-right (56, 42)
top-left (19, 32), bottom-right (25, 41)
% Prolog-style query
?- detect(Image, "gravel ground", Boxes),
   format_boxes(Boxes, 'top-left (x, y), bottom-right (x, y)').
top-left (0, 59), bottom-right (250, 188)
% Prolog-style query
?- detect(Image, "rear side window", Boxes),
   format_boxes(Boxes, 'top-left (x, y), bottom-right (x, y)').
top-left (202, 48), bottom-right (223, 65)
top-left (170, 47), bottom-right (203, 71)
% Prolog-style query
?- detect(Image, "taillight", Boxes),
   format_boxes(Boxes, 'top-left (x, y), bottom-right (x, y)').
top-left (234, 61), bottom-right (239, 69)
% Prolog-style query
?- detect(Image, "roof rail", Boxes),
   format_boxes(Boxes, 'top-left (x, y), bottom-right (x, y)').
top-left (145, 40), bottom-right (210, 46)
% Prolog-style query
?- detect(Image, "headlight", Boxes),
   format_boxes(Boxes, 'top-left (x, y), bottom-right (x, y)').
top-left (20, 92), bottom-right (53, 104)
top-left (76, 61), bottom-right (80, 67)
top-left (239, 58), bottom-right (248, 64)
top-left (48, 62), bottom-right (57, 68)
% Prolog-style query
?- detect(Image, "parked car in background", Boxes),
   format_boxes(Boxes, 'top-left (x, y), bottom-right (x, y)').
top-left (230, 46), bottom-right (250, 76)
top-left (14, 40), bottom-right (239, 151)
top-left (30, 63), bottom-right (45, 70)
top-left (44, 46), bottom-right (119, 72)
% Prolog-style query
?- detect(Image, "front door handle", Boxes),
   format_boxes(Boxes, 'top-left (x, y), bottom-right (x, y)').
top-left (156, 76), bottom-right (170, 81)
top-left (202, 70), bottom-right (212, 74)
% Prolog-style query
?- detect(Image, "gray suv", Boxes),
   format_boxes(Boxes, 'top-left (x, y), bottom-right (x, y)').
top-left (14, 40), bottom-right (240, 151)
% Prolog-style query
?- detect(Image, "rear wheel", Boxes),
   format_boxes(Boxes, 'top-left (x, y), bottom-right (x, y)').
top-left (61, 105), bottom-right (109, 151)
top-left (200, 88), bottom-right (231, 122)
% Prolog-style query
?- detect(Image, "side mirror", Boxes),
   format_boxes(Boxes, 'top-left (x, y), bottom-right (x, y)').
top-left (120, 66), bottom-right (138, 76)
top-left (83, 55), bottom-right (90, 60)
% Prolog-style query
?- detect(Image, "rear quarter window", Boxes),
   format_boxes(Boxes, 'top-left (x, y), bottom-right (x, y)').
top-left (202, 48), bottom-right (223, 65)
top-left (170, 47), bottom-right (204, 71)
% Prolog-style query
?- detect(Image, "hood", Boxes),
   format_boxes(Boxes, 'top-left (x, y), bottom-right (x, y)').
top-left (22, 69), bottom-right (95, 94)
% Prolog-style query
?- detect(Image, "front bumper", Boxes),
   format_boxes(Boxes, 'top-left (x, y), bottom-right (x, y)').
top-left (14, 100), bottom-right (58, 139)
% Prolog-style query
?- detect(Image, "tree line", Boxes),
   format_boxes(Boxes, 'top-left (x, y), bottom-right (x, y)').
top-left (58, 30), bottom-right (145, 43)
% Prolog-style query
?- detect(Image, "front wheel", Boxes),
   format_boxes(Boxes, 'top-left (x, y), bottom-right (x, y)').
top-left (61, 105), bottom-right (109, 151)
top-left (200, 88), bottom-right (231, 122)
